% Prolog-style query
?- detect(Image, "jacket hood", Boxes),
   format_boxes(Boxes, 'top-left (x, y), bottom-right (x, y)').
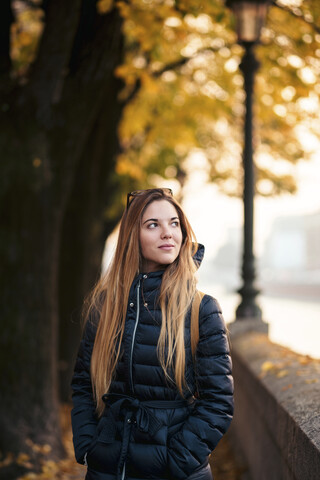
top-left (193, 243), bottom-right (205, 269)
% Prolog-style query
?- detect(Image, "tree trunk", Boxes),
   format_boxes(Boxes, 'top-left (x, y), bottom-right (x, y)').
top-left (58, 79), bottom-right (124, 400)
top-left (0, 1), bottom-right (124, 467)
top-left (0, 114), bottom-right (66, 458)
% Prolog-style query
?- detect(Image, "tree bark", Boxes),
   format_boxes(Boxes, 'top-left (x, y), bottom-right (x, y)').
top-left (58, 73), bottom-right (124, 401)
top-left (0, 0), bottom-right (124, 465)
top-left (0, 110), bottom-right (65, 457)
top-left (0, 0), bottom-right (13, 74)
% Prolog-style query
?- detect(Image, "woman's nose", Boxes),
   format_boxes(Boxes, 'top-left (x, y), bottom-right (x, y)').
top-left (161, 227), bottom-right (172, 238)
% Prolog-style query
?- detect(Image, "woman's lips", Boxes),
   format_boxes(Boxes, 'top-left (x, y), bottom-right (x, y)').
top-left (158, 244), bottom-right (174, 250)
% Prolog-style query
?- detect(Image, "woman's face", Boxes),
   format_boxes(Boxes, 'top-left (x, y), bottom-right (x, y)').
top-left (139, 199), bottom-right (183, 272)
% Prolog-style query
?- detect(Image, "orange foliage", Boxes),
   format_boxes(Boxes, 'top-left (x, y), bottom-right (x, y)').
top-left (0, 405), bottom-right (85, 480)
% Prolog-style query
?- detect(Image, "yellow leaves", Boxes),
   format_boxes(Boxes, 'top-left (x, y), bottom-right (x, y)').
top-left (140, 72), bottom-right (161, 94)
top-left (256, 167), bottom-right (298, 196)
top-left (41, 445), bottom-right (52, 455)
top-left (41, 460), bottom-right (58, 475)
top-left (18, 459), bottom-right (61, 480)
top-left (295, 363), bottom-right (320, 386)
top-left (259, 351), bottom-right (320, 391)
top-left (0, 451), bottom-right (14, 467)
top-left (17, 31), bottom-right (33, 47)
top-left (14, 405), bottom-right (86, 479)
top-left (116, 1), bottom-right (133, 20)
top-left (299, 355), bottom-right (314, 365)
top-left (97, 0), bottom-right (114, 14)
top-left (10, 6), bottom-right (44, 76)
top-left (115, 0), bottom-right (320, 192)
top-left (19, 474), bottom-right (38, 480)
top-left (33, 158), bottom-right (42, 168)
top-left (116, 154), bottom-right (144, 180)
top-left (118, 0), bottom-right (190, 61)
top-left (260, 361), bottom-right (289, 378)
top-left (16, 446), bottom-right (59, 480)
top-left (25, 438), bottom-right (52, 455)
top-left (115, 64), bottom-right (137, 81)
top-left (261, 361), bottom-right (276, 373)
top-left (281, 384), bottom-right (293, 391)
top-left (17, 453), bottom-right (32, 467)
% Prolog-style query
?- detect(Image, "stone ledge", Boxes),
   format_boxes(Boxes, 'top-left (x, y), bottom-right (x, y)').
top-left (228, 318), bottom-right (269, 336)
top-left (229, 331), bottom-right (320, 480)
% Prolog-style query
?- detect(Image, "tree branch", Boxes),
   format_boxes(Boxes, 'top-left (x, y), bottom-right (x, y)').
top-left (122, 44), bottom-right (231, 105)
top-left (152, 45), bottom-right (229, 77)
top-left (26, 0), bottom-right (83, 120)
top-left (68, 0), bottom-right (99, 74)
top-left (272, 0), bottom-right (320, 34)
top-left (47, 5), bottom-right (124, 193)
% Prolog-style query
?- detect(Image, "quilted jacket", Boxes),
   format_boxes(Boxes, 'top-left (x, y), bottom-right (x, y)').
top-left (71, 245), bottom-right (234, 480)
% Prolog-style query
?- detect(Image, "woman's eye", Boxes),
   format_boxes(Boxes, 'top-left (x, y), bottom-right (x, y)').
top-left (172, 221), bottom-right (179, 227)
top-left (148, 222), bottom-right (157, 228)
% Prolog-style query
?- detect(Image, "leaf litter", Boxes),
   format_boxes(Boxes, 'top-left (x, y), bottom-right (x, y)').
top-left (0, 404), bottom-right (246, 480)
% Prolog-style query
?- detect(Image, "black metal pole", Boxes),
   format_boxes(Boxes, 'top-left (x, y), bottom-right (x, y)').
top-left (236, 42), bottom-right (262, 321)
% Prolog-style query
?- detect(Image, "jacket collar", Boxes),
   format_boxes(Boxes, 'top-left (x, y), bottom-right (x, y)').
top-left (193, 243), bottom-right (205, 269)
top-left (137, 242), bottom-right (205, 279)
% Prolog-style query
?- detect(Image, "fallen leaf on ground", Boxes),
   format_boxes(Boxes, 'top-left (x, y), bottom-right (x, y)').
top-left (281, 384), bottom-right (293, 391)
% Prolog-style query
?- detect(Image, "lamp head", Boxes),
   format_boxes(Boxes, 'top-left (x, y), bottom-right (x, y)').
top-left (226, 0), bottom-right (270, 44)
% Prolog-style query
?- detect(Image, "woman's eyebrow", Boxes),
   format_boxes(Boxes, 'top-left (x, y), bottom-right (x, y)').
top-left (143, 217), bottom-right (158, 224)
top-left (143, 216), bottom-right (179, 225)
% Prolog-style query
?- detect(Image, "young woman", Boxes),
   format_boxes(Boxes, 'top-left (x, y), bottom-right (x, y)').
top-left (71, 188), bottom-right (233, 480)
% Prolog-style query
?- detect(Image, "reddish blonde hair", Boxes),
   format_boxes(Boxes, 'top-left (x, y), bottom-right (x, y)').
top-left (86, 189), bottom-right (198, 416)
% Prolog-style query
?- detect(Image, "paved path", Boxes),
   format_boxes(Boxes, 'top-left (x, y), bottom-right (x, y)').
top-left (210, 433), bottom-right (249, 480)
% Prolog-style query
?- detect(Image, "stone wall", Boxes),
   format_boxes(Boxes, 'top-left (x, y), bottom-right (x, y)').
top-left (229, 329), bottom-right (320, 480)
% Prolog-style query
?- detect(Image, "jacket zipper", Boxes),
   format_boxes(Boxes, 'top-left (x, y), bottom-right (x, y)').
top-left (129, 279), bottom-right (140, 395)
top-left (120, 280), bottom-right (140, 480)
top-left (121, 463), bottom-right (126, 480)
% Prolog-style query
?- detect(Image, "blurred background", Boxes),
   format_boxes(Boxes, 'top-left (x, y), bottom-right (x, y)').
top-left (1, 0), bottom-right (319, 477)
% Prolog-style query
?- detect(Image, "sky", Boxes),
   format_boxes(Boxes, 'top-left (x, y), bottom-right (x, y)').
top-left (181, 140), bottom-right (320, 262)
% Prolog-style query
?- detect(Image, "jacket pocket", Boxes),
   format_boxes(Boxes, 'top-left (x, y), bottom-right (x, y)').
top-left (127, 425), bottom-right (168, 477)
top-left (86, 417), bottom-right (121, 474)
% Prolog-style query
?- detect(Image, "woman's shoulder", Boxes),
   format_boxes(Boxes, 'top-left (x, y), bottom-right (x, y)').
top-left (199, 293), bottom-right (222, 314)
top-left (198, 293), bottom-right (226, 332)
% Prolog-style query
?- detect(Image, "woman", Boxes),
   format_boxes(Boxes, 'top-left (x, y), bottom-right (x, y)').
top-left (71, 188), bottom-right (233, 480)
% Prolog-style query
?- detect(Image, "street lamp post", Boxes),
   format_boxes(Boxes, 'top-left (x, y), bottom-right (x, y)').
top-left (226, 0), bottom-right (270, 323)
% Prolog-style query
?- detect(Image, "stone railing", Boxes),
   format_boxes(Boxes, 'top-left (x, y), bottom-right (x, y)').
top-left (228, 326), bottom-right (320, 480)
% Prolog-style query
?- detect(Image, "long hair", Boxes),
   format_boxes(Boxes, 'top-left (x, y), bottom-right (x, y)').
top-left (86, 189), bottom-right (198, 416)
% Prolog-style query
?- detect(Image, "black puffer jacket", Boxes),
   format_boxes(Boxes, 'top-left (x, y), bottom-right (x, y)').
top-left (71, 247), bottom-right (233, 480)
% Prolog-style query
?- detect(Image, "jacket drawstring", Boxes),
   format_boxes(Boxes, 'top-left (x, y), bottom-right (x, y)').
top-left (101, 393), bottom-right (193, 480)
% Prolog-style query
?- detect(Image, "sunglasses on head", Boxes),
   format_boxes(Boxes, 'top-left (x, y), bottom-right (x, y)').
top-left (126, 188), bottom-right (173, 209)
